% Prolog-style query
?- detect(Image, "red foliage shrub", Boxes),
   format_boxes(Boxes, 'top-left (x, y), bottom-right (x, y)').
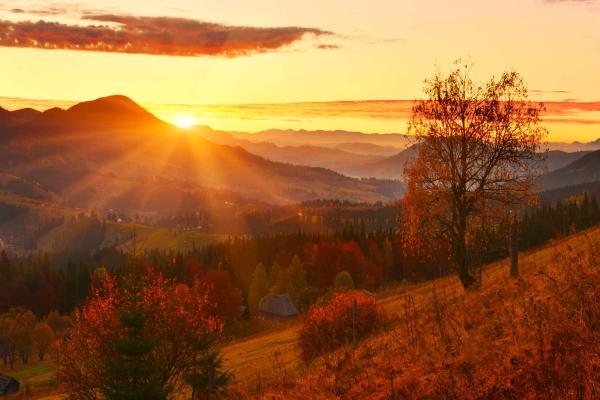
top-left (298, 291), bottom-right (387, 361)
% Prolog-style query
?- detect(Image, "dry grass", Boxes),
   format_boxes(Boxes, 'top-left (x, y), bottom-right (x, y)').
top-left (22, 226), bottom-right (600, 399)
top-left (225, 226), bottom-right (600, 399)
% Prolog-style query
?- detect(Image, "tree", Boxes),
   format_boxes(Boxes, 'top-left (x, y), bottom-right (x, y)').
top-left (101, 307), bottom-right (168, 400)
top-left (32, 322), bottom-right (55, 361)
top-left (203, 270), bottom-right (243, 322)
top-left (10, 309), bottom-right (36, 364)
top-left (248, 263), bottom-right (268, 315)
top-left (61, 270), bottom-right (225, 399)
top-left (334, 271), bottom-right (355, 292)
top-left (382, 238), bottom-right (395, 281)
top-left (185, 336), bottom-right (230, 400)
top-left (289, 255), bottom-right (308, 309)
top-left (270, 268), bottom-right (295, 299)
top-left (403, 60), bottom-right (547, 288)
top-left (268, 262), bottom-right (281, 289)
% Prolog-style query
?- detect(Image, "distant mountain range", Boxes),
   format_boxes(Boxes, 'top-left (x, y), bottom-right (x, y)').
top-left (539, 150), bottom-right (600, 191)
top-left (0, 96), bottom-right (404, 212)
top-left (2, 95), bottom-right (600, 214)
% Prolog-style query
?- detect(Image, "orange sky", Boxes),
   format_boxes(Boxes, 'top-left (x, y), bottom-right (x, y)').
top-left (1, 0), bottom-right (599, 141)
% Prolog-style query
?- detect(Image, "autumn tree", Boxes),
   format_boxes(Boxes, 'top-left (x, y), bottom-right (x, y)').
top-left (60, 270), bottom-right (225, 399)
top-left (203, 269), bottom-right (243, 322)
top-left (248, 263), bottom-right (268, 315)
top-left (403, 60), bottom-right (547, 288)
top-left (32, 322), bottom-right (55, 361)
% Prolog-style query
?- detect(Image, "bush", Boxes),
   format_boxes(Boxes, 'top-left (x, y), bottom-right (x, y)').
top-left (334, 271), bottom-right (355, 292)
top-left (298, 291), bottom-right (386, 361)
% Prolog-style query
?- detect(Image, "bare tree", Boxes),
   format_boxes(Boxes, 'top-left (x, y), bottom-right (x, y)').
top-left (403, 60), bottom-right (547, 288)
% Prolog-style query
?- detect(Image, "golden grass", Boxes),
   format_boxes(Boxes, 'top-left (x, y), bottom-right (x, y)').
top-left (223, 226), bottom-right (600, 398)
top-left (22, 225), bottom-right (600, 399)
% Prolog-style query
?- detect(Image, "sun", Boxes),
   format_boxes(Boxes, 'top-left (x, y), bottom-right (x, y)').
top-left (173, 115), bottom-right (196, 129)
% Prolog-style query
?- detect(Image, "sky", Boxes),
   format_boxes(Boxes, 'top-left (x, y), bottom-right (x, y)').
top-left (0, 0), bottom-right (599, 141)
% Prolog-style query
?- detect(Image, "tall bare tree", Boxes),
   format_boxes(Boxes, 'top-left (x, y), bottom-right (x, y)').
top-left (403, 61), bottom-right (547, 288)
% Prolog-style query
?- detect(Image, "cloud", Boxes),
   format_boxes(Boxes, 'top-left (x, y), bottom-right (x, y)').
top-left (0, 14), bottom-right (334, 57)
top-left (316, 44), bottom-right (340, 50)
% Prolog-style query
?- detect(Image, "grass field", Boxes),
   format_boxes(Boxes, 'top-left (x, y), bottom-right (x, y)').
top-left (219, 225), bottom-right (600, 387)
top-left (37, 220), bottom-right (227, 253)
top-left (10, 225), bottom-right (600, 398)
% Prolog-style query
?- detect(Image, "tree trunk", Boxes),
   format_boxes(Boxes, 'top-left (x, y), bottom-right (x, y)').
top-left (510, 213), bottom-right (519, 277)
top-left (455, 213), bottom-right (475, 289)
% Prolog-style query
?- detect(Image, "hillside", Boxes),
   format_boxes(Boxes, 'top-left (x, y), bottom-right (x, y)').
top-left (339, 147), bottom-right (586, 180)
top-left (9, 225), bottom-right (600, 398)
top-left (540, 150), bottom-right (600, 191)
top-left (230, 129), bottom-right (411, 151)
top-left (0, 96), bottom-right (404, 209)
top-left (219, 225), bottom-right (600, 398)
top-left (196, 127), bottom-right (384, 172)
top-left (342, 144), bottom-right (419, 179)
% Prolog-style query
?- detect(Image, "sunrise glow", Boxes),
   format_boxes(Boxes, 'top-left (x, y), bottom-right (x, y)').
top-left (173, 115), bottom-right (197, 129)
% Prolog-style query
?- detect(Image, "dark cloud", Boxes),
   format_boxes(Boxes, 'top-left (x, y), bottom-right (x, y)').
top-left (0, 14), bottom-right (334, 57)
top-left (316, 44), bottom-right (340, 49)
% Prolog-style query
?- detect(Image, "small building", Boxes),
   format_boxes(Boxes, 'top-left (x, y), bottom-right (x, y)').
top-left (0, 375), bottom-right (19, 396)
top-left (259, 293), bottom-right (299, 318)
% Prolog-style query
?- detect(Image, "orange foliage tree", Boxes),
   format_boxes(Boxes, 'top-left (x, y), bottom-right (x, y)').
top-left (60, 270), bottom-right (223, 399)
top-left (403, 60), bottom-right (547, 288)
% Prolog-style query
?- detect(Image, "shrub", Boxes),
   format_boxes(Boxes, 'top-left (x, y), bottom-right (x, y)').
top-left (298, 291), bottom-right (386, 361)
top-left (334, 271), bottom-right (355, 292)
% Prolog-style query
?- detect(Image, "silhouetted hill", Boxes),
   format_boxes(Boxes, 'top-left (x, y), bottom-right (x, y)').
top-left (22, 95), bottom-right (166, 132)
top-left (0, 106), bottom-right (41, 129)
top-left (539, 150), bottom-right (600, 191)
top-left (232, 128), bottom-right (411, 150)
top-left (197, 128), bottom-right (383, 171)
top-left (0, 96), bottom-right (404, 210)
top-left (341, 145), bottom-right (419, 179)
top-left (540, 180), bottom-right (600, 204)
top-left (544, 150), bottom-right (591, 172)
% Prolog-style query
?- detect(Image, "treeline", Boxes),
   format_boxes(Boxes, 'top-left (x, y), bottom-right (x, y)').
top-left (2, 195), bottom-right (600, 319)
top-left (0, 308), bottom-right (71, 368)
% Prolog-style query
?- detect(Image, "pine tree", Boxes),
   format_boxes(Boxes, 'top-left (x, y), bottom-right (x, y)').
top-left (185, 336), bottom-right (230, 400)
top-left (100, 307), bottom-right (168, 400)
top-left (383, 238), bottom-right (395, 281)
top-left (268, 262), bottom-right (281, 289)
top-left (270, 268), bottom-right (295, 299)
top-left (289, 255), bottom-right (308, 309)
top-left (248, 263), bottom-right (268, 315)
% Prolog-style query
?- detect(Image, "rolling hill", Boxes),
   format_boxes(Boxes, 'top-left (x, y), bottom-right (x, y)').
top-left (0, 96), bottom-right (404, 210)
top-left (195, 127), bottom-right (384, 172)
top-left (539, 150), bottom-right (600, 191)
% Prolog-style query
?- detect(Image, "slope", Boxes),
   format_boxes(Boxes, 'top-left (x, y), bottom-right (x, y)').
top-left (0, 96), bottom-right (404, 209)
top-left (220, 224), bottom-right (600, 392)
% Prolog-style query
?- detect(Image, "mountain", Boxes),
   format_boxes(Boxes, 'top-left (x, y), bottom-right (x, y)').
top-left (547, 139), bottom-right (600, 152)
top-left (539, 150), bottom-right (600, 191)
top-left (230, 129), bottom-right (412, 150)
top-left (341, 147), bottom-right (590, 181)
top-left (334, 142), bottom-right (401, 157)
top-left (540, 180), bottom-right (600, 204)
top-left (196, 128), bottom-right (383, 171)
top-left (341, 145), bottom-right (419, 179)
top-left (543, 150), bottom-right (591, 172)
top-left (0, 96), bottom-right (404, 211)
top-left (0, 106), bottom-right (41, 129)
top-left (19, 95), bottom-right (167, 133)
